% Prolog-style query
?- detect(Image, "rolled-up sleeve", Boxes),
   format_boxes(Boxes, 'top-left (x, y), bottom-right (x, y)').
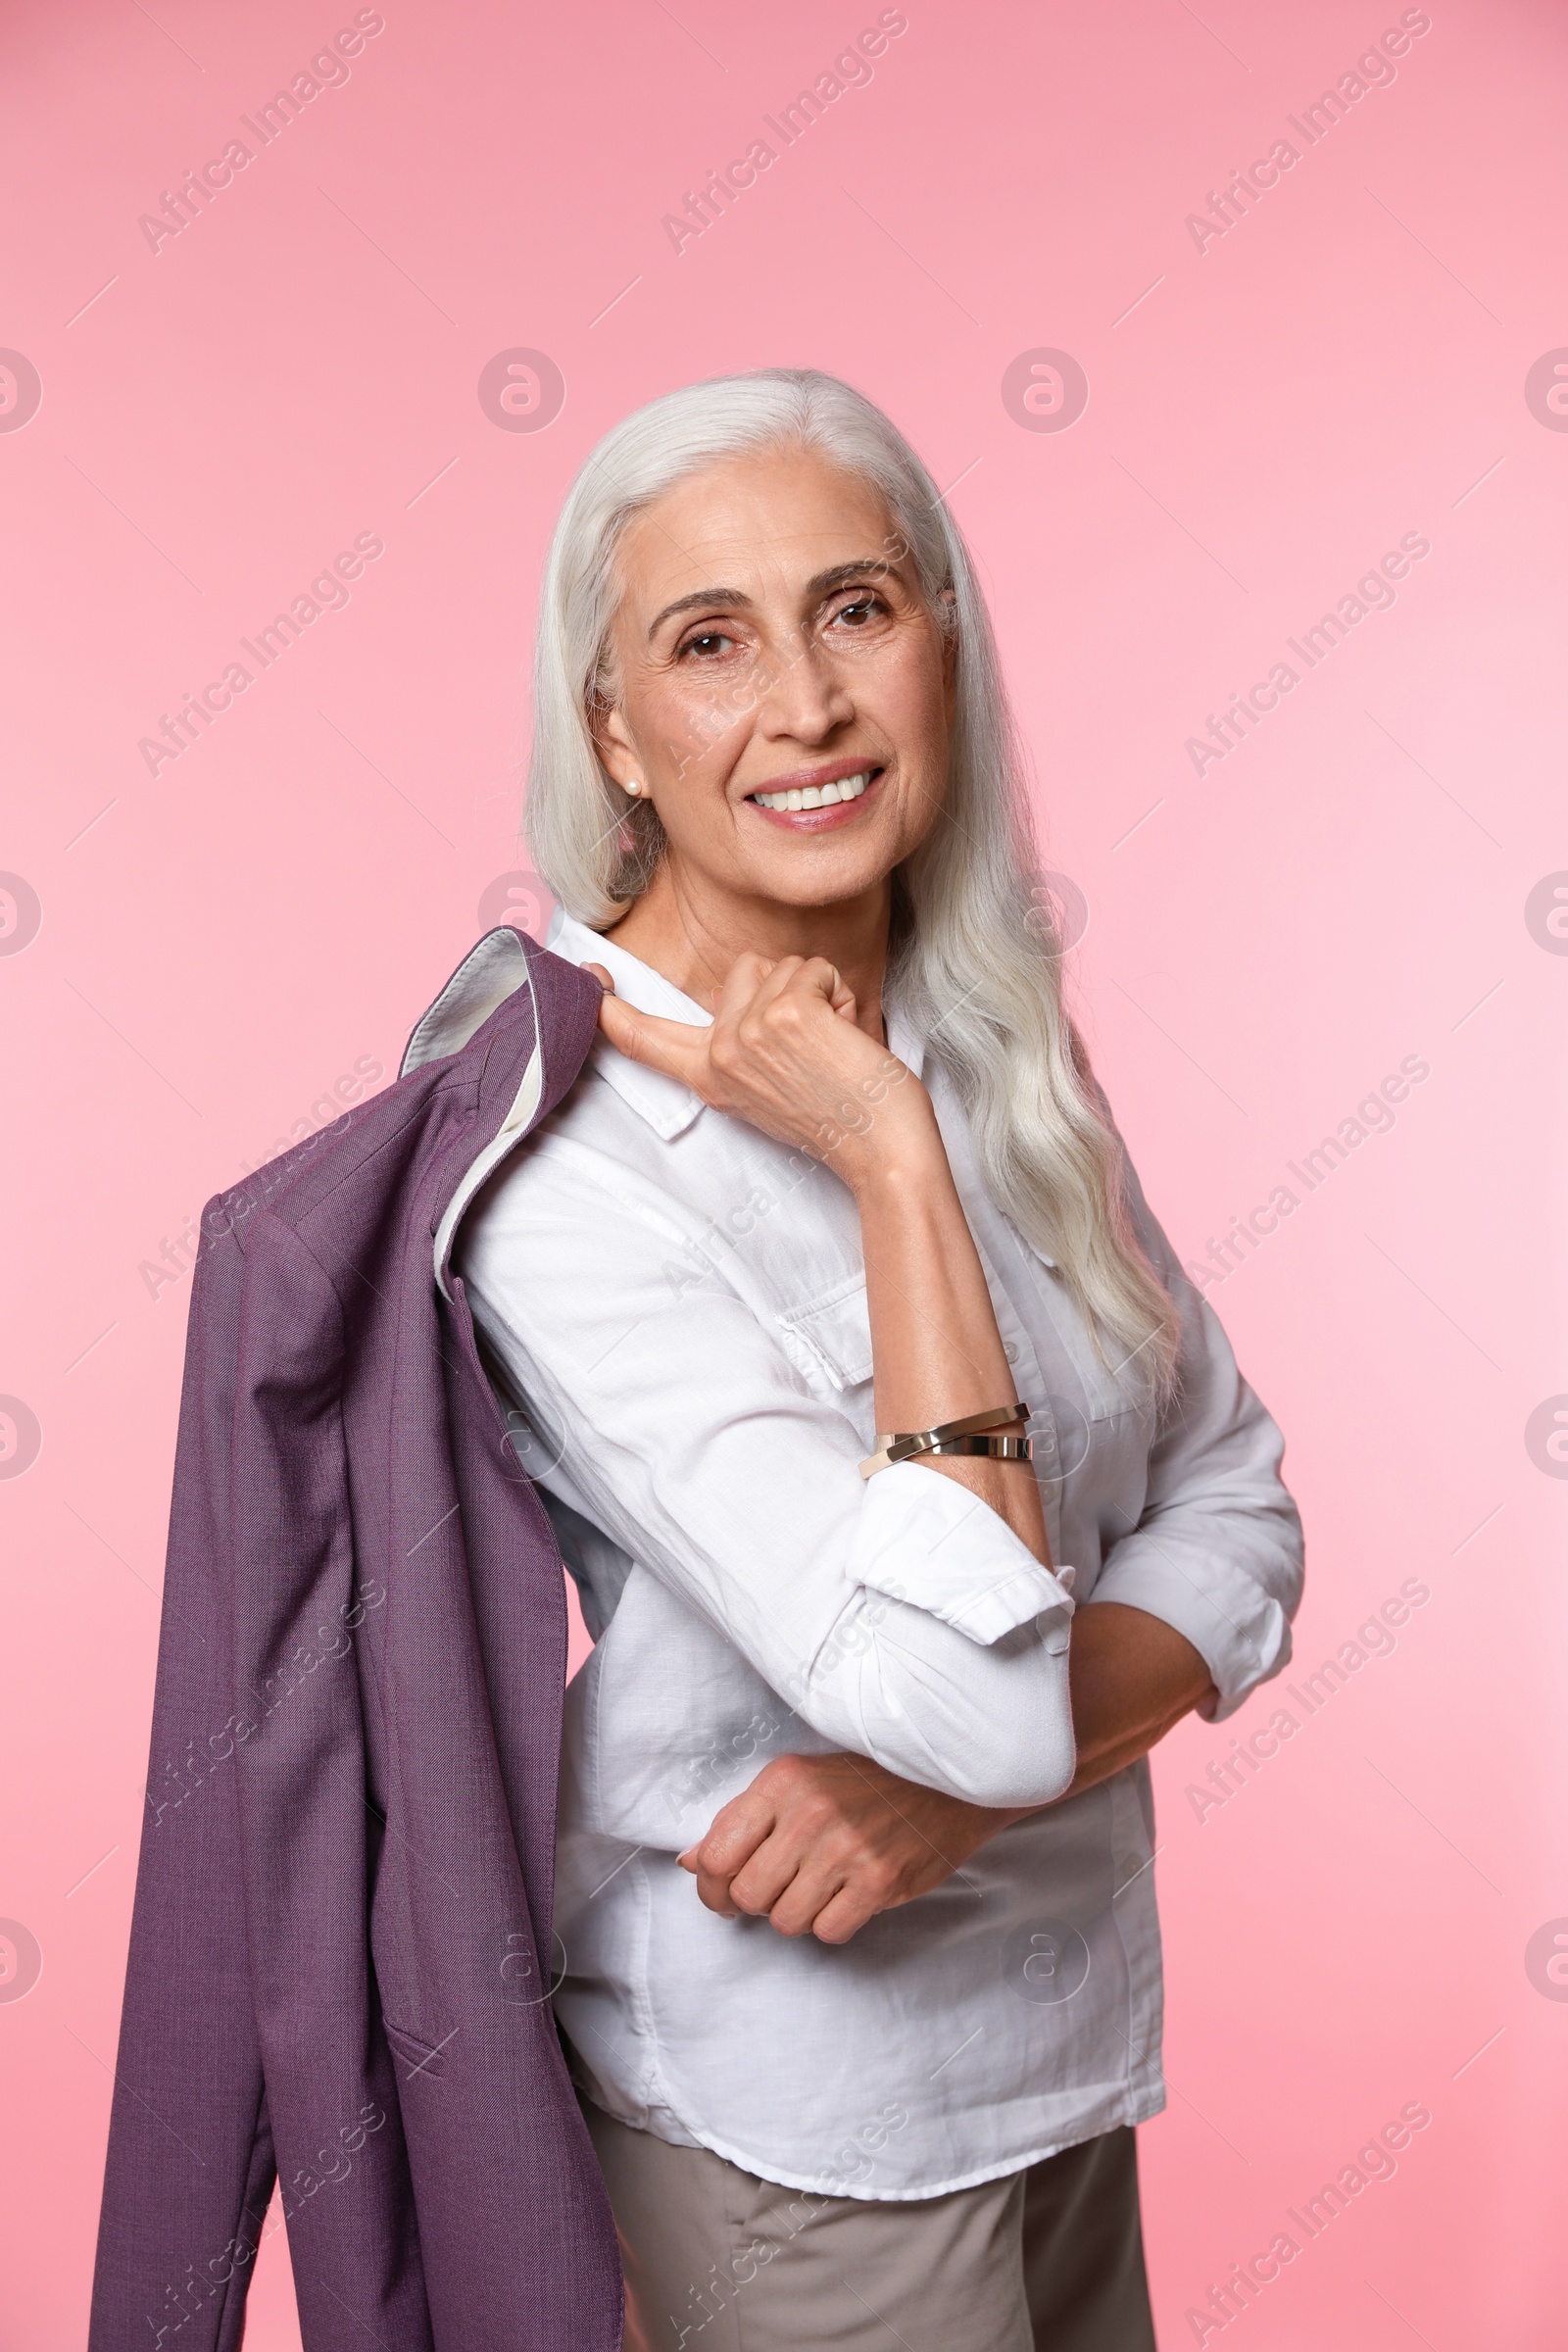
top-left (1088, 1156), bottom-right (1304, 1720)
top-left (459, 1133), bottom-right (1077, 1807)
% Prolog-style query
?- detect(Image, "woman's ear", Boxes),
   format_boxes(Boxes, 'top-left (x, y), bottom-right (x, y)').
top-left (590, 697), bottom-right (641, 792)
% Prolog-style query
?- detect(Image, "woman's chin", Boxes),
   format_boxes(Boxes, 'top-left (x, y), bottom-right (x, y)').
top-left (739, 842), bottom-right (900, 909)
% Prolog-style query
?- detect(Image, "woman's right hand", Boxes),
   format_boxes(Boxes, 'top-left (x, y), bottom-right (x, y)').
top-left (587, 952), bottom-right (933, 1177)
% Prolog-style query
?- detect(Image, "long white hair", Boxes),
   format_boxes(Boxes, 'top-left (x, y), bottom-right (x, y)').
top-left (525, 368), bottom-right (1179, 1401)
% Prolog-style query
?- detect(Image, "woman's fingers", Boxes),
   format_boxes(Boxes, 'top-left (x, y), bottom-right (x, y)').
top-left (679, 1839), bottom-right (744, 1917)
top-left (684, 1820), bottom-right (846, 1938)
top-left (678, 1784), bottom-right (778, 1916)
top-left (678, 1754), bottom-right (932, 1941)
top-left (717, 1826), bottom-right (895, 1941)
top-left (676, 1753), bottom-right (1016, 1941)
top-left (680, 1775), bottom-right (817, 1923)
top-left (726, 952), bottom-right (856, 1029)
top-left (724, 1838), bottom-right (814, 1926)
top-left (800, 1884), bottom-right (881, 1946)
top-left (686, 1861), bottom-right (742, 1919)
top-left (710, 950), bottom-right (780, 1021)
top-left (595, 991), bottom-right (712, 1085)
top-left (823, 963), bottom-right (859, 1022)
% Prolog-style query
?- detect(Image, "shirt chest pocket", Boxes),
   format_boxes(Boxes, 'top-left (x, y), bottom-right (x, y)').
top-left (775, 1273), bottom-right (874, 1395)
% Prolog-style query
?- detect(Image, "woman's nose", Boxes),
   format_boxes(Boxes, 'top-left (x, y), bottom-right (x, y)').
top-left (755, 634), bottom-right (856, 743)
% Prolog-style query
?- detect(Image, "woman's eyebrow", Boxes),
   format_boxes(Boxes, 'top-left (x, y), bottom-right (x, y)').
top-left (647, 587), bottom-right (751, 637)
top-left (647, 560), bottom-right (899, 639)
top-left (807, 559), bottom-right (901, 598)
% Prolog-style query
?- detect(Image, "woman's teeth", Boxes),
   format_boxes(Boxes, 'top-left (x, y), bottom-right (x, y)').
top-left (751, 771), bottom-right (871, 812)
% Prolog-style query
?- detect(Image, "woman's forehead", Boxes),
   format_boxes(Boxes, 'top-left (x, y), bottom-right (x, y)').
top-left (614, 450), bottom-right (897, 613)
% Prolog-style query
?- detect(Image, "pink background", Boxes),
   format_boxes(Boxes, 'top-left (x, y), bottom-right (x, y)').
top-left (3, 0), bottom-right (1566, 2342)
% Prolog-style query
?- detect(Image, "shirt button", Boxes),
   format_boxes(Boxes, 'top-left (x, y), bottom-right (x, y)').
top-left (1004, 1341), bottom-right (1019, 1365)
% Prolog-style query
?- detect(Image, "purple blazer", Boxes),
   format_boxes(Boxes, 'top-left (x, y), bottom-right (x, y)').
top-left (89, 930), bottom-right (623, 2352)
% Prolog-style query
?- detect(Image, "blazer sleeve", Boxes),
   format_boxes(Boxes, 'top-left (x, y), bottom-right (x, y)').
top-left (89, 1207), bottom-right (279, 2352)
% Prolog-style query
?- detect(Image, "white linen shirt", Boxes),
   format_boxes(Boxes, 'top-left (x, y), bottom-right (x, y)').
top-left (457, 911), bottom-right (1303, 2201)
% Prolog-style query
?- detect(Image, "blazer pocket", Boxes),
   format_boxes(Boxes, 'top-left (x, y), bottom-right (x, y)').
top-left (383, 2017), bottom-right (452, 2082)
top-left (776, 1273), bottom-right (874, 1392)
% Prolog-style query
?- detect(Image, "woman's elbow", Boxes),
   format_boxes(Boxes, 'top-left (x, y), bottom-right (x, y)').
top-left (872, 1668), bottom-right (1078, 1808)
top-left (817, 1610), bottom-right (1079, 1807)
top-left (942, 1719), bottom-right (1077, 1809)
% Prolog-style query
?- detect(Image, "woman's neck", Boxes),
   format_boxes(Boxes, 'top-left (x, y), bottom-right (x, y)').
top-left (605, 863), bottom-right (893, 1045)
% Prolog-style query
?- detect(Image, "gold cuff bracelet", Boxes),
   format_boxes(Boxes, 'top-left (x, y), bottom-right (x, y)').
top-left (860, 1402), bottom-right (1032, 1480)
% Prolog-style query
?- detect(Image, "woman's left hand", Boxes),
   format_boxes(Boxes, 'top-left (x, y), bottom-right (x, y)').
top-left (678, 1751), bottom-right (1017, 1944)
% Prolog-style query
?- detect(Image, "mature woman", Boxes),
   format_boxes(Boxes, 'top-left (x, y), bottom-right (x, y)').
top-left (458, 369), bottom-right (1302, 2350)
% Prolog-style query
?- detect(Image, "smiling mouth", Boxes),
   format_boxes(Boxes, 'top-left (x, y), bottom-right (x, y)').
top-left (747, 767), bottom-right (879, 814)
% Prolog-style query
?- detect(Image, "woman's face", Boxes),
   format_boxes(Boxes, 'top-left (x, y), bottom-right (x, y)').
top-left (595, 445), bottom-right (955, 912)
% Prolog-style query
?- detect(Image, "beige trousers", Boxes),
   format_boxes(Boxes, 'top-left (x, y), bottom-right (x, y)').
top-left (581, 2098), bottom-right (1157, 2352)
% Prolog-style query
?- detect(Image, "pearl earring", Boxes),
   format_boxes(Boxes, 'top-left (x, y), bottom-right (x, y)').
top-left (622, 778), bottom-right (643, 797)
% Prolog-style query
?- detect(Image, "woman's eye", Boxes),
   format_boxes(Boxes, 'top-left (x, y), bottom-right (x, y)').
top-left (679, 629), bottom-right (734, 659)
top-left (831, 596), bottom-right (883, 629)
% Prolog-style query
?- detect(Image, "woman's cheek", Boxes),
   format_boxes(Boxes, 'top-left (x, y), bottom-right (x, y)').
top-left (871, 629), bottom-right (949, 748)
top-left (633, 666), bottom-right (745, 779)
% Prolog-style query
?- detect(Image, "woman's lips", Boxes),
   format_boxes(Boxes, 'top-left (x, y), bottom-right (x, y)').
top-left (743, 765), bottom-right (885, 832)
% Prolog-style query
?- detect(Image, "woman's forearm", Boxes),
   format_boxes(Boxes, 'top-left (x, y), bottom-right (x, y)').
top-left (684, 1604), bottom-right (1219, 1939)
top-left (841, 1100), bottom-right (1051, 1564)
top-left (1056, 1600), bottom-right (1215, 1794)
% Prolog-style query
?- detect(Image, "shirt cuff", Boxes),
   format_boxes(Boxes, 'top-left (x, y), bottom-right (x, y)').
top-left (849, 1461), bottom-right (1075, 1648)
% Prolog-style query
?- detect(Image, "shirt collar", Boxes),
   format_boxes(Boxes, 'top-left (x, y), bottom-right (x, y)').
top-left (548, 909), bottom-right (711, 1140)
top-left (886, 998), bottom-right (925, 1083)
top-left (548, 908), bottom-right (927, 1138)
